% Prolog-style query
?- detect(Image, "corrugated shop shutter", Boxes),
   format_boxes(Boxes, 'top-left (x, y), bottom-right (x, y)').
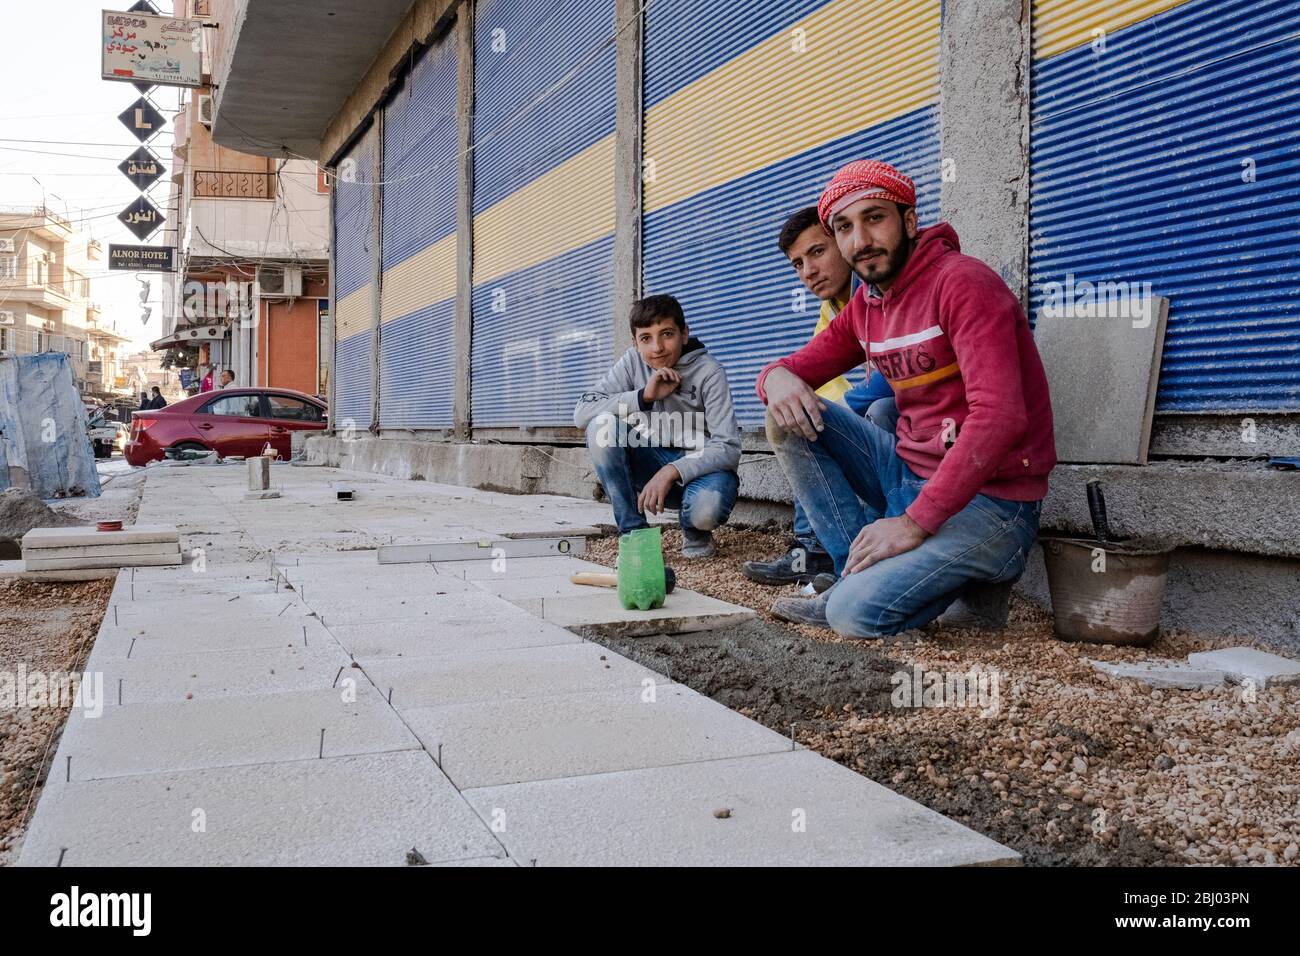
top-left (470, 0), bottom-right (617, 427)
top-left (333, 126), bottom-right (379, 431)
top-left (1030, 0), bottom-right (1300, 411)
top-left (642, 0), bottom-right (942, 428)
top-left (378, 27), bottom-right (459, 429)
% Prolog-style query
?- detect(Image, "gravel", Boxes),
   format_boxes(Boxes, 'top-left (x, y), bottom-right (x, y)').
top-left (0, 578), bottom-right (113, 865)
top-left (587, 526), bottom-right (1300, 866)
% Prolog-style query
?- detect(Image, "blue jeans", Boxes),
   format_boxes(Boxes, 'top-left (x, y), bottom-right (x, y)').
top-left (792, 397), bottom-right (899, 558)
top-left (585, 416), bottom-right (739, 535)
top-left (768, 402), bottom-right (1040, 638)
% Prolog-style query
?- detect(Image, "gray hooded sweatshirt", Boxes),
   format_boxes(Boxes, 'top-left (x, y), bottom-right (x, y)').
top-left (573, 338), bottom-right (741, 484)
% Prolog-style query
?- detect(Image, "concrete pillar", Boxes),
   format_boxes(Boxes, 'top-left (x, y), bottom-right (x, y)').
top-left (938, 0), bottom-right (1032, 306)
top-left (327, 181), bottom-right (338, 429)
top-left (453, 0), bottom-right (476, 440)
top-left (369, 110), bottom-right (385, 433)
top-left (611, 0), bottom-right (644, 358)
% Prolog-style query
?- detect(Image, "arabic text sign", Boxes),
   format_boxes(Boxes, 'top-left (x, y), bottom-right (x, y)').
top-left (118, 196), bottom-right (165, 241)
top-left (102, 11), bottom-right (203, 88)
top-left (118, 146), bottom-right (165, 189)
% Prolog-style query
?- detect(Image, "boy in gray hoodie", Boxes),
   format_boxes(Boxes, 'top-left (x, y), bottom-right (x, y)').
top-left (574, 294), bottom-right (741, 558)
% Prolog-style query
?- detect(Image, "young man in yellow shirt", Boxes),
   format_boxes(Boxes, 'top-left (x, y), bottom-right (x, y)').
top-left (743, 206), bottom-right (896, 588)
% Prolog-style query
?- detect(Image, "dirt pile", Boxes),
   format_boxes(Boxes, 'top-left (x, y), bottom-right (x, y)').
top-left (0, 488), bottom-right (86, 560)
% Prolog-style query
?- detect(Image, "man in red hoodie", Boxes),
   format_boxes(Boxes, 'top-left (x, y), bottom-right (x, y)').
top-left (757, 160), bottom-right (1056, 637)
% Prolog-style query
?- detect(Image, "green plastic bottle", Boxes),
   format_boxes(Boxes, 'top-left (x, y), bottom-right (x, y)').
top-left (617, 527), bottom-right (666, 611)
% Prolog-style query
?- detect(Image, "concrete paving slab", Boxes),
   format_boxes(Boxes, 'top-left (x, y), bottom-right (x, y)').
top-left (105, 593), bottom-right (316, 629)
top-left (89, 616), bottom-right (334, 660)
top-left (90, 643), bottom-right (351, 705)
top-left (312, 589), bottom-right (533, 628)
top-left (519, 589), bottom-right (755, 638)
top-left (463, 749), bottom-right (1019, 866)
top-left (294, 578), bottom-right (480, 610)
top-left (23, 568), bottom-right (121, 582)
top-left (19, 751), bottom-right (503, 867)
top-left (1089, 659), bottom-right (1226, 689)
top-left (24, 552), bottom-right (183, 571)
top-left (401, 683), bottom-right (790, 789)
top-left (127, 560), bottom-right (275, 582)
top-left (1035, 296), bottom-right (1169, 464)
top-left (55, 684), bottom-right (419, 781)
top-left (329, 608), bottom-right (580, 660)
top-left (359, 642), bottom-right (665, 709)
top-left (111, 577), bottom-right (277, 602)
top-left (1187, 646), bottom-right (1300, 688)
top-left (22, 524), bottom-right (179, 548)
top-left (23, 541), bottom-right (178, 561)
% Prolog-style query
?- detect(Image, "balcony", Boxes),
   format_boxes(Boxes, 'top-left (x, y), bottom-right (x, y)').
top-left (209, 0), bottom-right (420, 158)
top-left (0, 268), bottom-right (72, 309)
top-left (193, 169), bottom-right (276, 200)
top-left (0, 205), bottom-right (74, 244)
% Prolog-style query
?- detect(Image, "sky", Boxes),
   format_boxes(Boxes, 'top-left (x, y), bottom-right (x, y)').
top-left (0, 0), bottom-right (183, 350)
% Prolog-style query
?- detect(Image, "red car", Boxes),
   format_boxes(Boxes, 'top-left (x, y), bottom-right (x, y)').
top-left (126, 387), bottom-right (328, 466)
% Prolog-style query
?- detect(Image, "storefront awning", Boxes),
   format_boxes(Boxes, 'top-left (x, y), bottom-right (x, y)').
top-left (150, 323), bottom-right (229, 351)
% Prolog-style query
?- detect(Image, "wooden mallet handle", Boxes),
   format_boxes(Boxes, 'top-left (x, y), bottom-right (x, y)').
top-left (570, 569), bottom-right (676, 593)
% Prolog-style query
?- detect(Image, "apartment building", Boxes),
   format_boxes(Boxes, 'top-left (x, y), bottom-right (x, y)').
top-left (0, 206), bottom-right (105, 393)
top-left (156, 0), bottom-right (332, 398)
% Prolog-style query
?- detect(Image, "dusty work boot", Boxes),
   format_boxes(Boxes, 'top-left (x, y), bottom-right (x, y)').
top-left (771, 584), bottom-right (835, 630)
top-left (681, 527), bottom-right (716, 559)
top-left (935, 580), bottom-right (1014, 631)
top-left (742, 541), bottom-right (834, 585)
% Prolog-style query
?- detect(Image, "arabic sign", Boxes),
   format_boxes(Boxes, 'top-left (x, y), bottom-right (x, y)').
top-left (118, 196), bottom-right (165, 241)
top-left (102, 10), bottom-right (203, 88)
top-left (118, 146), bottom-right (165, 190)
top-left (117, 97), bottom-right (166, 143)
top-left (108, 244), bottom-right (174, 272)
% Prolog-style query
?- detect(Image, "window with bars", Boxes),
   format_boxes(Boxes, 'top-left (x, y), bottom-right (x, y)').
top-left (0, 255), bottom-right (16, 280)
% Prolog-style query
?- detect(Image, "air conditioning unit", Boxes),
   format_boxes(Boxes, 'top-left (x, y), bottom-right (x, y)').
top-left (256, 265), bottom-right (303, 297)
top-left (0, 238), bottom-right (14, 253)
top-left (0, 311), bottom-right (15, 326)
top-left (198, 95), bottom-right (214, 129)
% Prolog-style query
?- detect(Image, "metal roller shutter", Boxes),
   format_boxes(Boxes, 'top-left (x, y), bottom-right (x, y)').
top-left (1030, 0), bottom-right (1300, 411)
top-left (469, 0), bottom-right (617, 427)
top-left (379, 28), bottom-right (460, 429)
top-left (642, 0), bottom-right (942, 429)
top-left (333, 126), bottom-right (379, 431)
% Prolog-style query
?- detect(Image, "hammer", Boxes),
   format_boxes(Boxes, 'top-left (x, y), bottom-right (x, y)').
top-left (570, 568), bottom-right (677, 594)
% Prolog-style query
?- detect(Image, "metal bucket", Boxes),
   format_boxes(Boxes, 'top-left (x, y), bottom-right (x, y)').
top-left (1041, 537), bottom-right (1173, 646)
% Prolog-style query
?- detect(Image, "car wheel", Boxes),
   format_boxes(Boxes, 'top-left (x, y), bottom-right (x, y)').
top-left (169, 441), bottom-right (213, 459)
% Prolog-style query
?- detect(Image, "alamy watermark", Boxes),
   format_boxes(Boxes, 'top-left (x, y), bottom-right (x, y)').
top-left (182, 279), bottom-right (256, 327)
top-left (1040, 273), bottom-right (1155, 328)
top-left (891, 664), bottom-right (1001, 718)
top-left (590, 406), bottom-right (708, 457)
top-left (0, 665), bottom-right (104, 718)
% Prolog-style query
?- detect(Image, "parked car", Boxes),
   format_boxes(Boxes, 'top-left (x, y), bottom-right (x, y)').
top-left (125, 387), bottom-right (328, 466)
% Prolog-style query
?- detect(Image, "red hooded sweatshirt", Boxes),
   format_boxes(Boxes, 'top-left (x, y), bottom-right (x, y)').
top-left (757, 222), bottom-right (1056, 535)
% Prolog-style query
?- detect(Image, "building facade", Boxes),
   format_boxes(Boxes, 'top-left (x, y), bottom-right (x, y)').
top-left (0, 207), bottom-right (108, 394)
top-left (206, 0), bottom-right (1300, 643)
top-left (156, 0), bottom-right (332, 397)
